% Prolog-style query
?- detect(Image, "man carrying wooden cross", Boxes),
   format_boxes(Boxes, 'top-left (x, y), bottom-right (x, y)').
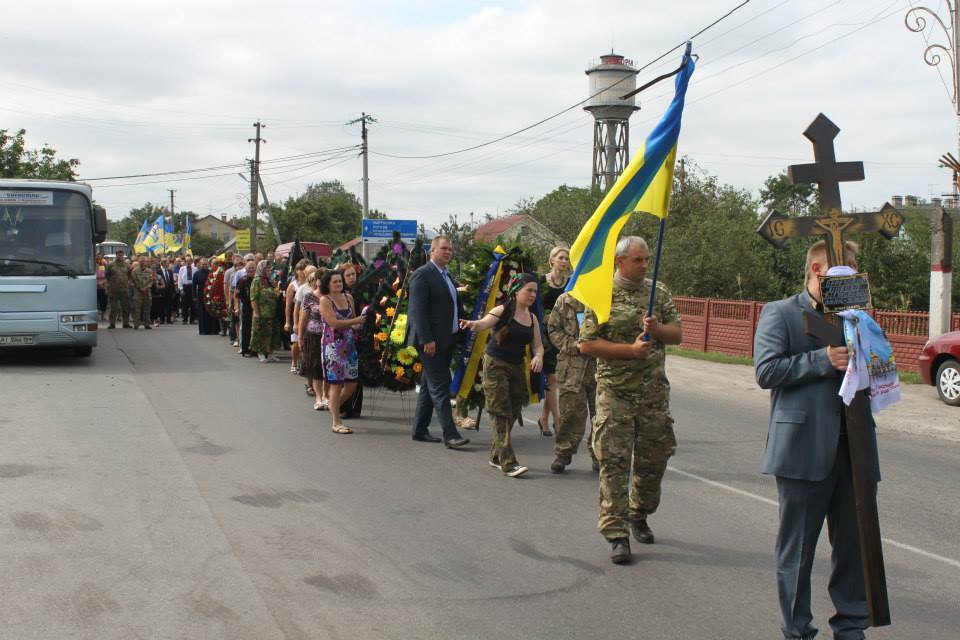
top-left (755, 240), bottom-right (875, 640)
top-left (755, 113), bottom-right (898, 640)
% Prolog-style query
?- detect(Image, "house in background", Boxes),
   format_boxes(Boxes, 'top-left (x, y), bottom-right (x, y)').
top-left (473, 214), bottom-right (566, 264)
top-left (193, 214), bottom-right (238, 244)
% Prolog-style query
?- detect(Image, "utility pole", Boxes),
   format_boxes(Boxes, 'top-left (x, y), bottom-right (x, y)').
top-left (248, 121), bottom-right (266, 251)
top-left (347, 113), bottom-right (377, 218)
top-left (906, 3), bottom-right (959, 338)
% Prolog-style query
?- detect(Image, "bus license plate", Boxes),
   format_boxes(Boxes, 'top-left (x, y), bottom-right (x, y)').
top-left (0, 336), bottom-right (34, 346)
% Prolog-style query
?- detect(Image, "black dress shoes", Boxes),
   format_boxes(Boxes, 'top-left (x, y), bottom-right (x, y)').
top-left (444, 437), bottom-right (470, 449)
top-left (412, 433), bottom-right (442, 443)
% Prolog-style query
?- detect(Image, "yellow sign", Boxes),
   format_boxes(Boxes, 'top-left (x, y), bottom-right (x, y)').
top-left (235, 229), bottom-right (251, 251)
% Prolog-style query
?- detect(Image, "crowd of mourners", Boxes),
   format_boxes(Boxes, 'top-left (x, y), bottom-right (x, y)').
top-left (96, 232), bottom-right (885, 638)
top-left (97, 237), bottom-right (678, 567)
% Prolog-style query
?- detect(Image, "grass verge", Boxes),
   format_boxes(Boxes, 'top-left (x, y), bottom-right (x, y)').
top-left (666, 346), bottom-right (924, 385)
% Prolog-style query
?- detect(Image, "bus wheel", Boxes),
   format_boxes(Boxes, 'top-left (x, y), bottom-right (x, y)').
top-left (74, 346), bottom-right (93, 357)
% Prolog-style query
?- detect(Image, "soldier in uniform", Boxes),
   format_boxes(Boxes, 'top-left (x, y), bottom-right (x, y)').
top-left (547, 291), bottom-right (598, 474)
top-left (579, 236), bottom-right (682, 565)
top-left (131, 257), bottom-right (154, 330)
top-left (105, 250), bottom-right (132, 329)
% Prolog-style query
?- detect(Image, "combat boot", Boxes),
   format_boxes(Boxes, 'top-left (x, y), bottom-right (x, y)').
top-left (550, 455), bottom-right (571, 474)
top-left (631, 518), bottom-right (655, 544)
top-left (610, 538), bottom-right (631, 565)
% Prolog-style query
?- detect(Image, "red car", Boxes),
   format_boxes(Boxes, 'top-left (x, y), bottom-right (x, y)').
top-left (919, 330), bottom-right (960, 406)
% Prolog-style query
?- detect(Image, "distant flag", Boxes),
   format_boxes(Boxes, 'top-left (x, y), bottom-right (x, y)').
top-left (142, 214), bottom-right (164, 254)
top-left (163, 215), bottom-right (182, 253)
top-left (184, 216), bottom-right (193, 256)
top-left (133, 218), bottom-right (150, 255)
top-left (566, 44), bottom-right (695, 324)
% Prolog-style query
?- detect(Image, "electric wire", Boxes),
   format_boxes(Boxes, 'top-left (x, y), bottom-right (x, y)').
top-left (80, 145), bottom-right (361, 181)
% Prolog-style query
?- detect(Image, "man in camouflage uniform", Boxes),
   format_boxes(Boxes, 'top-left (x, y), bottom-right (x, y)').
top-left (579, 236), bottom-right (682, 565)
top-left (105, 250), bottom-right (132, 329)
top-left (547, 291), bottom-right (598, 473)
top-left (131, 257), bottom-right (154, 330)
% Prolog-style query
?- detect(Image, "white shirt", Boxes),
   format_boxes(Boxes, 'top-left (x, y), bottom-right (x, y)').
top-left (178, 264), bottom-right (195, 288)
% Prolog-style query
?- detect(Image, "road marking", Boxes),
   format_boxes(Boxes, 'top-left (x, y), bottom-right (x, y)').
top-left (667, 465), bottom-right (960, 571)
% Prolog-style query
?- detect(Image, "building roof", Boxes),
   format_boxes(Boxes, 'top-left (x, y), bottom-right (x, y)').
top-left (196, 214), bottom-right (238, 230)
top-left (275, 241), bottom-right (333, 259)
top-left (474, 214), bottom-right (528, 241)
top-left (337, 237), bottom-right (361, 252)
top-left (474, 214), bottom-right (562, 243)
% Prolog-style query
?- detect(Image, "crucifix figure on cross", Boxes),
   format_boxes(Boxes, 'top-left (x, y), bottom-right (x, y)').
top-left (755, 113), bottom-right (903, 632)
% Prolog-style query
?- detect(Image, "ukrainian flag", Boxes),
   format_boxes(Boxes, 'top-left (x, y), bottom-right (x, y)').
top-left (133, 218), bottom-right (150, 254)
top-left (142, 214), bottom-right (164, 254)
top-left (163, 216), bottom-right (182, 253)
top-left (567, 45), bottom-right (695, 324)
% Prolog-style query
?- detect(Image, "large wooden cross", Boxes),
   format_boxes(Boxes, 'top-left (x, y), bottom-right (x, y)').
top-left (758, 114), bottom-right (904, 265)
top-left (756, 113), bottom-right (903, 628)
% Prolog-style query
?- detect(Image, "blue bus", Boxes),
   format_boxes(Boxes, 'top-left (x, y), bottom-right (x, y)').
top-left (0, 180), bottom-right (108, 356)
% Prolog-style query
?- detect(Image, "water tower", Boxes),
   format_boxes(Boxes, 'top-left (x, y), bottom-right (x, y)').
top-left (584, 52), bottom-right (640, 192)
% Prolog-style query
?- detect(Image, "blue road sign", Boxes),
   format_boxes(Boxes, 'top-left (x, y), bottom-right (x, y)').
top-left (362, 219), bottom-right (418, 240)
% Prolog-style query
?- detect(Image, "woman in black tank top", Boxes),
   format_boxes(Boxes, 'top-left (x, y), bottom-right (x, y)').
top-left (460, 273), bottom-right (544, 478)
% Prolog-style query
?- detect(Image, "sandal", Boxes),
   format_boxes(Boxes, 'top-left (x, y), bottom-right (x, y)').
top-left (306, 385), bottom-right (315, 397)
top-left (313, 402), bottom-right (323, 411)
top-left (331, 424), bottom-right (353, 434)
top-left (538, 418), bottom-right (553, 437)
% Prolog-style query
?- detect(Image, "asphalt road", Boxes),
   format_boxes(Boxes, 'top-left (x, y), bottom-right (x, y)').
top-left (0, 324), bottom-right (957, 639)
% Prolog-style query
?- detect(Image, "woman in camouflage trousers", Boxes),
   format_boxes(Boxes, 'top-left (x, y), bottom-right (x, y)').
top-left (460, 273), bottom-right (544, 478)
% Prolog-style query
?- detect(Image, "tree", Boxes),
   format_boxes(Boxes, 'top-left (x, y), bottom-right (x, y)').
top-left (190, 232), bottom-right (223, 257)
top-left (107, 202), bottom-right (165, 246)
top-left (511, 185), bottom-right (603, 244)
top-left (435, 213), bottom-right (479, 276)
top-left (0, 128), bottom-right (79, 180)
top-left (620, 161), bottom-right (768, 300)
top-left (273, 180), bottom-right (362, 247)
top-left (751, 172), bottom-right (820, 300)
top-left (367, 208), bottom-right (388, 220)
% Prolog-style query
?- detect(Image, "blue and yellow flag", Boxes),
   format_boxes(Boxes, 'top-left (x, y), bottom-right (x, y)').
top-left (142, 214), bottom-right (164, 254)
top-left (163, 216), bottom-right (182, 253)
top-left (133, 218), bottom-right (150, 254)
top-left (567, 46), bottom-right (695, 323)
top-left (183, 216), bottom-right (193, 256)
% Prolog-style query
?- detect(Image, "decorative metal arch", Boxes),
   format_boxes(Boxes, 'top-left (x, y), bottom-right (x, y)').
top-left (905, 1), bottom-right (959, 109)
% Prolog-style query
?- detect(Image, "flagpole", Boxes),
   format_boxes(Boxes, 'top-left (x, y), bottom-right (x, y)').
top-left (644, 217), bottom-right (667, 341)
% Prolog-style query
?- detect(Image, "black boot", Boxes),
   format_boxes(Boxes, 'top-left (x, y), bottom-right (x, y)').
top-left (631, 518), bottom-right (655, 544)
top-left (610, 538), bottom-right (631, 565)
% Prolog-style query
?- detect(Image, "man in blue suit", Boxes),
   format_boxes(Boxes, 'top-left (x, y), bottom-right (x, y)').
top-left (407, 236), bottom-right (470, 449)
top-left (754, 239), bottom-right (878, 640)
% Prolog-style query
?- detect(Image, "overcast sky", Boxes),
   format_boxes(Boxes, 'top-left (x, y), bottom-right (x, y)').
top-left (4, 0), bottom-right (955, 230)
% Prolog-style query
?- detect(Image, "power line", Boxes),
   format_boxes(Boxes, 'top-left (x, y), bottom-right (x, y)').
top-left (80, 145), bottom-right (360, 181)
top-left (371, 0), bottom-right (752, 160)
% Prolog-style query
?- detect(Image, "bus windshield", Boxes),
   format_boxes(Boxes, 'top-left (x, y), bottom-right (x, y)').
top-left (0, 190), bottom-right (94, 276)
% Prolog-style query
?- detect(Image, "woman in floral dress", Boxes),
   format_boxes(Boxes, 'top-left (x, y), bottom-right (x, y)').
top-left (318, 270), bottom-right (365, 433)
top-left (250, 260), bottom-right (280, 362)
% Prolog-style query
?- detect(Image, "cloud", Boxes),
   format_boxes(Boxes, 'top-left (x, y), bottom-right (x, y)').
top-left (2, 0), bottom-right (954, 228)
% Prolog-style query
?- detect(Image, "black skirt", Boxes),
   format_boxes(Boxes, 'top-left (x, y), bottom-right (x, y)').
top-left (299, 330), bottom-right (325, 380)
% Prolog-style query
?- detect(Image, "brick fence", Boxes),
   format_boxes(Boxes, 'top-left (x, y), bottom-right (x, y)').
top-left (674, 297), bottom-right (960, 373)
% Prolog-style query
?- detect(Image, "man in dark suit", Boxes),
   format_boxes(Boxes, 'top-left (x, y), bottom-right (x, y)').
top-left (157, 258), bottom-right (175, 324)
top-left (754, 239), bottom-right (877, 640)
top-left (407, 236), bottom-right (470, 449)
